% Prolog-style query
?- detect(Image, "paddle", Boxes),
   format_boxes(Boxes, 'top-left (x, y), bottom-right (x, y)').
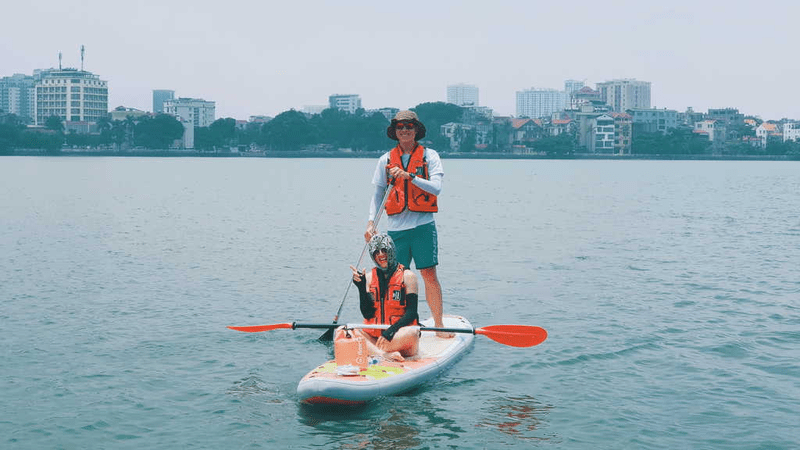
top-left (318, 184), bottom-right (393, 342)
top-left (228, 322), bottom-right (548, 348)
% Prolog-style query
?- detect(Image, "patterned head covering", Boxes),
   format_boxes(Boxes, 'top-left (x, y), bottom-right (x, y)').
top-left (368, 233), bottom-right (398, 274)
top-left (386, 110), bottom-right (427, 141)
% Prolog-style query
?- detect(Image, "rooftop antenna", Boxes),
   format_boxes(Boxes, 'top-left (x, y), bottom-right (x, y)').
top-left (81, 45), bottom-right (85, 71)
top-left (58, 51), bottom-right (62, 70)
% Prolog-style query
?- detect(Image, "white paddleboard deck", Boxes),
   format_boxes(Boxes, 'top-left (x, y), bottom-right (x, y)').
top-left (297, 315), bottom-right (474, 405)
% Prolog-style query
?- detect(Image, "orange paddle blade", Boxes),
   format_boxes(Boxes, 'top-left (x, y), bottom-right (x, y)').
top-left (475, 325), bottom-right (548, 347)
top-left (227, 323), bottom-right (294, 333)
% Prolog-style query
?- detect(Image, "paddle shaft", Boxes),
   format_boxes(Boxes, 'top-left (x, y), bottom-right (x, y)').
top-left (229, 322), bottom-right (547, 347)
top-left (321, 183), bottom-right (392, 339)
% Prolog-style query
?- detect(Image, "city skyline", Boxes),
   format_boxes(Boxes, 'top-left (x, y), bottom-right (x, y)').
top-left (2, 0), bottom-right (798, 122)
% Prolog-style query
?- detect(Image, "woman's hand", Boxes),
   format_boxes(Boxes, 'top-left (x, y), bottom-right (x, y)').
top-left (350, 265), bottom-right (366, 287)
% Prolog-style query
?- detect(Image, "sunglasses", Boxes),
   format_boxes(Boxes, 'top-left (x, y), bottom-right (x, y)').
top-left (395, 122), bottom-right (415, 130)
top-left (373, 248), bottom-right (388, 255)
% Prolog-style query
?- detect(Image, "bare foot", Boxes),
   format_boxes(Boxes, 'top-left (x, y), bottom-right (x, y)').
top-left (384, 351), bottom-right (405, 362)
top-left (436, 331), bottom-right (456, 339)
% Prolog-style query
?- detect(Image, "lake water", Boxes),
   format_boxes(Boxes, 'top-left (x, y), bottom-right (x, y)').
top-left (1, 156), bottom-right (798, 449)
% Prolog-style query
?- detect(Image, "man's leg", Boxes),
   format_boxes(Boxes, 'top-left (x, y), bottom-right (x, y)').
top-left (419, 266), bottom-right (453, 338)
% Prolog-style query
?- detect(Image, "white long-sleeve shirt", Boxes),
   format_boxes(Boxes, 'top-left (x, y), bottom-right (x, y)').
top-left (369, 147), bottom-right (444, 232)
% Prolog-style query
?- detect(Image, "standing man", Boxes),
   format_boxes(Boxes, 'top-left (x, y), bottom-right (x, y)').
top-left (364, 110), bottom-right (453, 338)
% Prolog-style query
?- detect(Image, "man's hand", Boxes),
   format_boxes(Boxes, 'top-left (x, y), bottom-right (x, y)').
top-left (364, 221), bottom-right (376, 242)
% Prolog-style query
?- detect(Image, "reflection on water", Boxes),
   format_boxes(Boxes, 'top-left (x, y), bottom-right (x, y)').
top-left (477, 393), bottom-right (555, 442)
top-left (226, 375), bottom-right (282, 403)
top-left (347, 410), bottom-right (421, 450)
top-left (300, 404), bottom-right (421, 450)
top-left (301, 398), bottom-right (472, 450)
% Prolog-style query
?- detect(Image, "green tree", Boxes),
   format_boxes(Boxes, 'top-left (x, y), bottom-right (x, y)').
top-left (535, 133), bottom-right (576, 156)
top-left (196, 118), bottom-right (237, 150)
top-left (0, 113), bottom-right (24, 154)
top-left (490, 119), bottom-right (514, 152)
top-left (134, 114), bottom-right (184, 149)
top-left (412, 102), bottom-right (464, 151)
top-left (259, 110), bottom-right (318, 151)
top-left (765, 138), bottom-right (800, 156)
top-left (308, 108), bottom-right (390, 151)
top-left (632, 128), bottom-right (711, 155)
top-left (45, 115), bottom-right (64, 132)
top-left (313, 108), bottom-right (350, 148)
top-left (355, 111), bottom-right (392, 151)
top-left (460, 129), bottom-right (477, 152)
top-left (20, 129), bottom-right (63, 153)
top-left (236, 121), bottom-right (263, 148)
top-left (95, 116), bottom-right (113, 146)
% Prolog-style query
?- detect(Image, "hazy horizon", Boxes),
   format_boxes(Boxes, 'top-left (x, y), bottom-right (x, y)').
top-left (3, 0), bottom-right (798, 121)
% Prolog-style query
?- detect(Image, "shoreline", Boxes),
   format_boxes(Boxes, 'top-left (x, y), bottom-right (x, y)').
top-left (4, 149), bottom-right (799, 161)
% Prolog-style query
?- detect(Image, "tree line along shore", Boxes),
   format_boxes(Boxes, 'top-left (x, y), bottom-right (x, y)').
top-left (2, 102), bottom-right (799, 158)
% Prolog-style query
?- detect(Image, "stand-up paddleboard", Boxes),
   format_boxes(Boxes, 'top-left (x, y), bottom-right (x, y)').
top-left (297, 315), bottom-right (474, 405)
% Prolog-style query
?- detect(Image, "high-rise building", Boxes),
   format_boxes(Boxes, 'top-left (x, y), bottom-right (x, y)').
top-left (328, 94), bottom-right (362, 114)
top-left (34, 68), bottom-right (108, 128)
top-left (447, 83), bottom-right (479, 107)
top-left (0, 74), bottom-right (37, 124)
top-left (595, 79), bottom-right (651, 112)
top-left (153, 90), bottom-right (175, 113)
top-left (516, 88), bottom-right (566, 119)
top-left (564, 80), bottom-right (585, 109)
top-left (163, 98), bottom-right (216, 127)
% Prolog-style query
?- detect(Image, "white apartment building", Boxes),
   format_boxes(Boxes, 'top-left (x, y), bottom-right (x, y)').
top-left (447, 83), bottom-right (479, 107)
top-left (596, 79), bottom-right (651, 112)
top-left (34, 68), bottom-right (108, 127)
top-left (1, 74), bottom-right (37, 124)
top-left (516, 88), bottom-right (566, 119)
top-left (329, 94), bottom-right (362, 114)
top-left (783, 122), bottom-right (800, 142)
top-left (163, 98), bottom-right (216, 127)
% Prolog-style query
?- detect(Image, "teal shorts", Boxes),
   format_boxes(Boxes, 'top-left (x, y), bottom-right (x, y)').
top-left (388, 222), bottom-right (439, 270)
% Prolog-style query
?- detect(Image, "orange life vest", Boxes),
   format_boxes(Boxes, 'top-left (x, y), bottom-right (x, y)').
top-left (385, 145), bottom-right (438, 215)
top-left (364, 264), bottom-right (418, 338)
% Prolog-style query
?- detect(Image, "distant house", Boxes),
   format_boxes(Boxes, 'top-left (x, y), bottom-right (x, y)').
top-left (592, 114), bottom-right (615, 153)
top-left (569, 86), bottom-right (602, 109)
top-left (756, 122), bottom-right (781, 147)
top-left (440, 122), bottom-right (474, 151)
top-left (694, 120), bottom-right (726, 142)
top-left (109, 106), bottom-right (148, 122)
top-left (511, 118), bottom-right (544, 145)
top-left (549, 118), bottom-right (573, 137)
top-left (609, 112), bottom-right (632, 154)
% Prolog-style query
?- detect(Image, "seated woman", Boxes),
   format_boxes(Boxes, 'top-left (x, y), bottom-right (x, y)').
top-left (350, 234), bottom-right (420, 361)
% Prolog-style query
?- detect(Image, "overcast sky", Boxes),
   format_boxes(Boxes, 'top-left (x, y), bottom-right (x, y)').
top-left (2, 0), bottom-right (797, 121)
